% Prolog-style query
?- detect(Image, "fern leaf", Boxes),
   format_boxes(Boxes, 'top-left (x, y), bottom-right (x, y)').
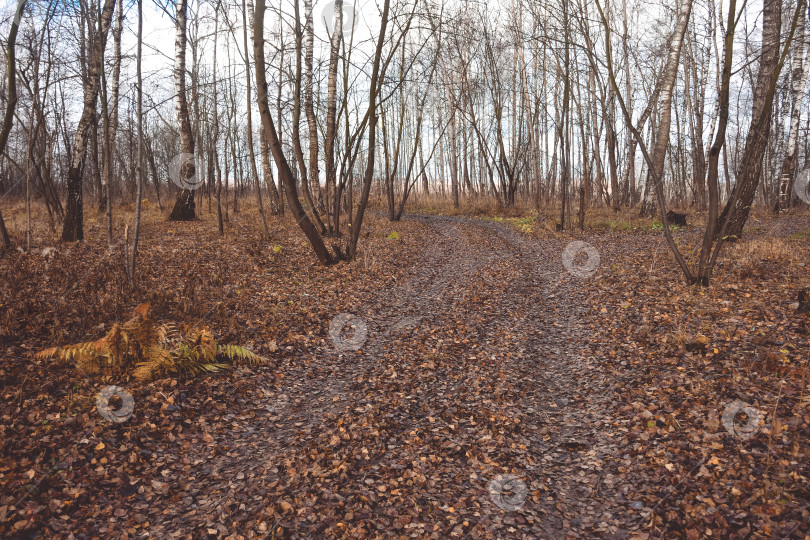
top-left (217, 344), bottom-right (269, 365)
top-left (35, 347), bottom-right (59, 360)
top-left (59, 342), bottom-right (95, 361)
top-left (133, 345), bottom-right (175, 380)
top-left (156, 323), bottom-right (180, 345)
top-left (38, 303), bottom-right (270, 381)
top-left (199, 363), bottom-right (228, 373)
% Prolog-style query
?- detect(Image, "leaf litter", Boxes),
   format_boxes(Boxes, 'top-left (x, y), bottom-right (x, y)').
top-left (1, 212), bottom-right (808, 538)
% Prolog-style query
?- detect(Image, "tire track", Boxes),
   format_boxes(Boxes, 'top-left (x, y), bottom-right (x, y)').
top-left (148, 216), bottom-right (636, 538)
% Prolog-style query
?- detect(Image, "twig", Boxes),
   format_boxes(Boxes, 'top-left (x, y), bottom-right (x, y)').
top-left (765, 380), bottom-right (784, 475)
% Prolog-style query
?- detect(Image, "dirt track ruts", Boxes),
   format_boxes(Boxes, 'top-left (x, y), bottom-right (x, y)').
top-left (145, 215), bottom-right (641, 538)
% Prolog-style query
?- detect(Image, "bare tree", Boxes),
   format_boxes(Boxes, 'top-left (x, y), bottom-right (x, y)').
top-left (290, 0), bottom-right (325, 233)
top-left (718, 0), bottom-right (806, 238)
top-left (100, 0), bottom-right (122, 245)
top-left (598, 0), bottom-right (695, 278)
top-left (169, 0), bottom-right (196, 221)
top-left (302, 0), bottom-right (325, 231)
top-left (347, 0), bottom-right (391, 259)
top-left (323, 0), bottom-right (342, 234)
top-left (243, 0), bottom-right (269, 236)
top-left (212, 1), bottom-right (223, 235)
top-left (0, 0), bottom-right (28, 250)
top-left (127, 0), bottom-right (144, 284)
top-left (254, 0), bottom-right (335, 265)
top-left (61, 0), bottom-right (117, 241)
top-left (776, 0), bottom-right (810, 211)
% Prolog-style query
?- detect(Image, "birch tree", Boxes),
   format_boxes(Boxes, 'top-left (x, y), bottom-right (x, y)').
top-left (718, 0), bottom-right (806, 238)
top-left (776, 0), bottom-right (810, 211)
top-left (598, 0), bottom-right (696, 279)
top-left (61, 0), bottom-right (117, 242)
top-left (168, 0), bottom-right (196, 221)
top-left (100, 0), bottom-right (122, 246)
top-left (254, 0), bottom-right (335, 265)
top-left (243, 0), bottom-right (269, 235)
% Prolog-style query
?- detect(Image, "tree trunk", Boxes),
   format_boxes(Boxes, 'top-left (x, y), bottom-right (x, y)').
top-left (291, 0), bottom-right (324, 230)
top-left (146, 136), bottom-right (162, 210)
top-left (128, 0), bottom-right (144, 284)
top-left (598, 0), bottom-right (695, 280)
top-left (777, 1), bottom-right (809, 211)
top-left (260, 130), bottom-right (280, 213)
top-left (302, 0), bottom-right (323, 229)
top-left (684, 23), bottom-right (707, 210)
top-left (212, 8), bottom-right (223, 235)
top-left (244, 0), bottom-right (270, 235)
top-left (169, 0), bottom-right (196, 221)
top-left (448, 100), bottom-right (459, 208)
top-left (695, 0), bottom-right (738, 283)
top-left (102, 0), bottom-right (122, 245)
top-left (324, 0), bottom-right (342, 233)
top-left (0, 0), bottom-right (26, 250)
top-left (254, 0), bottom-right (334, 265)
top-left (62, 0), bottom-right (117, 241)
top-left (718, 0), bottom-right (794, 237)
top-left (620, 0), bottom-right (636, 207)
top-left (348, 0), bottom-right (390, 260)
top-left (637, 0), bottom-right (693, 219)
top-left (558, 1), bottom-right (571, 229)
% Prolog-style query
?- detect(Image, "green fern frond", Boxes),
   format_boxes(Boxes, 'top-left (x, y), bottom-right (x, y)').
top-left (217, 344), bottom-right (268, 365)
top-left (167, 345), bottom-right (227, 376)
top-left (184, 327), bottom-right (217, 363)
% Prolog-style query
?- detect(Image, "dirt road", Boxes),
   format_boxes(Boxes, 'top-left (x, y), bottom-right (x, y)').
top-left (138, 216), bottom-right (641, 538)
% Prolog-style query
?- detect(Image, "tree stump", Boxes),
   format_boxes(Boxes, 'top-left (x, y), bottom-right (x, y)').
top-left (685, 334), bottom-right (708, 352)
top-left (799, 287), bottom-right (810, 314)
top-left (666, 210), bottom-right (687, 227)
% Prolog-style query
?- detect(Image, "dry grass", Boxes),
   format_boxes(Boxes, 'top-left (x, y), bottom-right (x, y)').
top-left (5, 192), bottom-right (808, 268)
top-left (2, 193), bottom-right (405, 251)
top-left (2, 197), bottom-right (170, 251)
top-left (730, 236), bottom-right (800, 264)
top-left (404, 193), bottom-right (694, 232)
top-left (720, 234), bottom-right (809, 283)
top-left (404, 192), bottom-right (536, 218)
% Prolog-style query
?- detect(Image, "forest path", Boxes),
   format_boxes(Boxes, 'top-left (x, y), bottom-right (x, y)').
top-left (155, 216), bottom-right (639, 538)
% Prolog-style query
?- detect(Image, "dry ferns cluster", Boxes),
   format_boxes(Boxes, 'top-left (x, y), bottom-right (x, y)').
top-left (36, 303), bottom-right (269, 380)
